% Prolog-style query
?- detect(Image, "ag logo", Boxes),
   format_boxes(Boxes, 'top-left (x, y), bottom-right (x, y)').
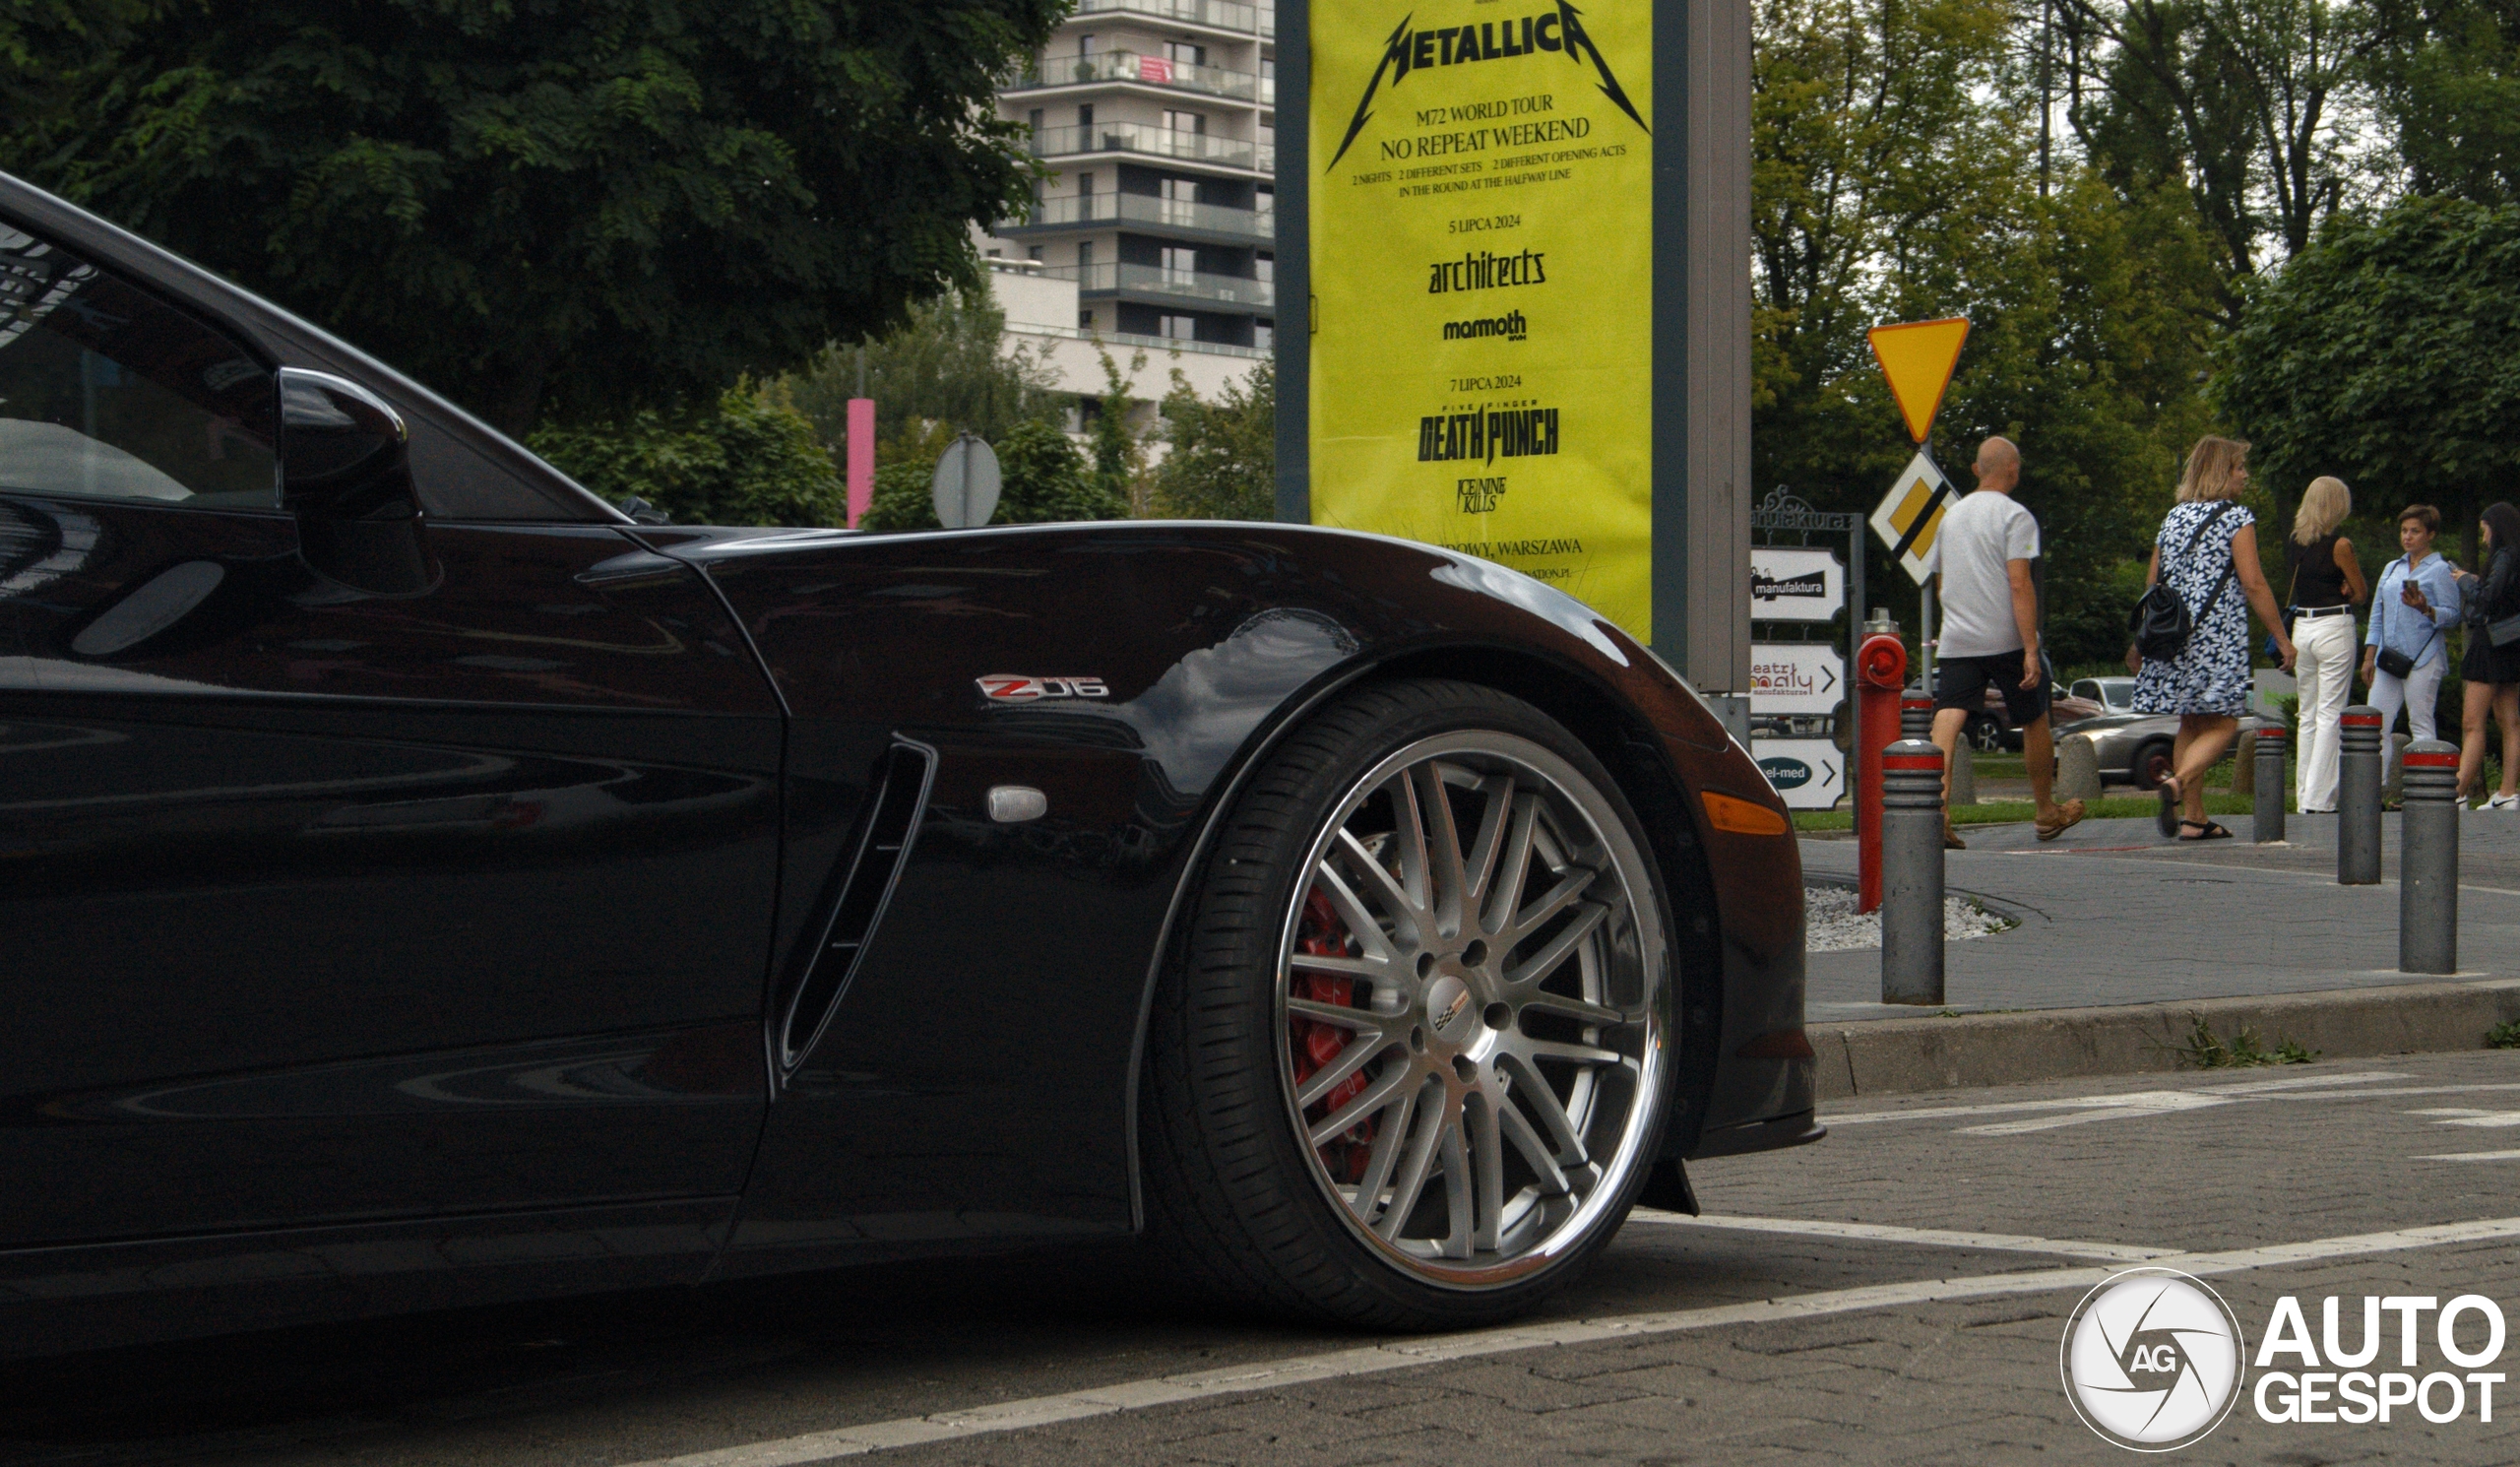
top-left (2062, 1268), bottom-right (2245, 1451)
top-left (976, 675), bottom-right (1109, 703)
top-left (1757, 756), bottom-right (1813, 791)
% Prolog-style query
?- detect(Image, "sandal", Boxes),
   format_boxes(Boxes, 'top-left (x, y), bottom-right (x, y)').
top-left (2156, 777), bottom-right (2182, 837)
top-left (1943, 819), bottom-right (1968, 851)
top-left (2178, 819), bottom-right (2233, 841)
top-left (2036, 797), bottom-right (2088, 842)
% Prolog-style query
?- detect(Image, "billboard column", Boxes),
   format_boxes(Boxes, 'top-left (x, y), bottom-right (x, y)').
top-left (1274, 0), bottom-right (1312, 525)
top-left (1655, 0), bottom-right (1754, 696)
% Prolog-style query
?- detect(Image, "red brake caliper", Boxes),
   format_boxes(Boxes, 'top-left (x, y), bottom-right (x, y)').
top-left (1290, 887), bottom-right (1378, 1182)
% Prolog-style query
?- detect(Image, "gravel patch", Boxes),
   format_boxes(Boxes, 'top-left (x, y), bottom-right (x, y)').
top-left (1803, 884), bottom-right (2017, 952)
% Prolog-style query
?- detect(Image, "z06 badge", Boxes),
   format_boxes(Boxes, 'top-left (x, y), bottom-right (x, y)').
top-left (976, 675), bottom-right (1110, 703)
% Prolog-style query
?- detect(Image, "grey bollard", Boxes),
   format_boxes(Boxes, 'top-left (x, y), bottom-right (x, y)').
top-left (1880, 739), bottom-right (1946, 1005)
top-left (1902, 685), bottom-right (1933, 742)
top-left (2401, 738), bottom-right (2461, 974)
top-left (2339, 706), bottom-right (2383, 884)
top-left (2055, 733), bottom-right (2104, 803)
top-left (2254, 723), bottom-right (2288, 843)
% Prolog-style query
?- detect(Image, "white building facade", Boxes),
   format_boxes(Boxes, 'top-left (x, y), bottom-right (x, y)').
top-left (985, 0), bottom-right (1276, 410)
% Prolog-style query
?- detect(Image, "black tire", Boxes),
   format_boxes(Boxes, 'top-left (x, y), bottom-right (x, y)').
top-left (2133, 739), bottom-right (2174, 791)
top-left (1140, 678), bottom-right (1677, 1330)
top-left (1966, 714), bottom-right (2006, 753)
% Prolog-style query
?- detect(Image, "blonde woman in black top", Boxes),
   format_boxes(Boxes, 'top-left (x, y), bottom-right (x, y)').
top-left (2288, 476), bottom-right (2366, 812)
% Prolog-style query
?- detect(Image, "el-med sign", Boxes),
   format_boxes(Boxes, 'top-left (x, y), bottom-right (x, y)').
top-left (1748, 546), bottom-right (1844, 622)
top-left (1752, 737), bottom-right (1844, 810)
top-left (1308, 3), bottom-right (1655, 640)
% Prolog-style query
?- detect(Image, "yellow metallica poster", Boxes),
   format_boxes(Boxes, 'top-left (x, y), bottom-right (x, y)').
top-left (1309, 2), bottom-right (1656, 640)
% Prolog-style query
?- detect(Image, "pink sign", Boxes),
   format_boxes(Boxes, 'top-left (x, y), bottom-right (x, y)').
top-left (846, 398), bottom-right (874, 529)
top-left (1139, 55), bottom-right (1172, 83)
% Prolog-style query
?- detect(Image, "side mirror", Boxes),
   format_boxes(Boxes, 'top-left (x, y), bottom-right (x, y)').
top-left (279, 368), bottom-right (436, 596)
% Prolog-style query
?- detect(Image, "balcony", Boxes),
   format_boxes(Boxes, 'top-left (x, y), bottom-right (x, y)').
top-left (1049, 261), bottom-right (1277, 310)
top-left (1007, 192), bottom-right (1275, 243)
top-left (1031, 122), bottom-right (1259, 171)
top-left (1017, 50), bottom-right (1260, 102)
top-left (1070, 0), bottom-right (1273, 37)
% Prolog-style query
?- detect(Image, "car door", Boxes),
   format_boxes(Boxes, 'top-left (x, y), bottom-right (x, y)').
top-left (0, 221), bottom-right (783, 1248)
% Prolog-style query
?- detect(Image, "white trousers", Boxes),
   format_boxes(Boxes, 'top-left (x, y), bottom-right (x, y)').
top-left (2369, 650), bottom-right (2447, 792)
top-left (2292, 613), bottom-right (2359, 810)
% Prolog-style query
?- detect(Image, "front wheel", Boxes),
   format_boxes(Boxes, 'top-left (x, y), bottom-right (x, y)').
top-left (1141, 679), bottom-right (1675, 1329)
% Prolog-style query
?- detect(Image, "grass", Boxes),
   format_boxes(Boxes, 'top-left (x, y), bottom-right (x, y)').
top-left (2175, 1015), bottom-right (2317, 1067)
top-left (1793, 791), bottom-right (2255, 833)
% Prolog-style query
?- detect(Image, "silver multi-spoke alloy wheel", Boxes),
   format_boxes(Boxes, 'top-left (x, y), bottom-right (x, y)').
top-left (1276, 730), bottom-right (1667, 1288)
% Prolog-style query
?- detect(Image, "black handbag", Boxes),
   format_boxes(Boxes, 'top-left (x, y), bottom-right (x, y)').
top-left (2130, 504), bottom-right (2237, 662)
top-left (2376, 628), bottom-right (2436, 680)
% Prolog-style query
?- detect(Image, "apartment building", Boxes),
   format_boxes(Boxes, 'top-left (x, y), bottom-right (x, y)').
top-left (988, 0), bottom-right (1277, 375)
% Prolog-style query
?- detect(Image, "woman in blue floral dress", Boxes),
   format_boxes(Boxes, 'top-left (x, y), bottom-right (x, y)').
top-left (2132, 436), bottom-right (2297, 839)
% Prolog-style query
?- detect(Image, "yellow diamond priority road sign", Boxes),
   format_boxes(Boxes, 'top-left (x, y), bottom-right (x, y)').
top-left (1870, 450), bottom-right (1954, 586)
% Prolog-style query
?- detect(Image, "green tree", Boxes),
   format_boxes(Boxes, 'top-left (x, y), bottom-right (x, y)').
top-left (530, 386), bottom-right (844, 528)
top-left (2059, 0), bottom-right (2369, 294)
top-left (780, 284), bottom-right (1065, 468)
top-left (2366, 0), bottom-right (2520, 203)
top-left (1088, 344), bottom-right (1151, 514)
top-left (1, 0), bottom-right (1067, 435)
top-left (1153, 359), bottom-right (1275, 520)
top-left (1751, 0), bottom-right (2228, 664)
top-left (2213, 196), bottom-right (2520, 566)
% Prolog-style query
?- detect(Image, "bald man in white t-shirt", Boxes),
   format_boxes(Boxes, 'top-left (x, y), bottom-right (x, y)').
top-left (1924, 437), bottom-right (2085, 845)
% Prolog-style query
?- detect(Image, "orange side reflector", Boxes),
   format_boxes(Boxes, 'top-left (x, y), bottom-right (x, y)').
top-left (1702, 791), bottom-right (1790, 836)
top-left (1735, 1027), bottom-right (1816, 1060)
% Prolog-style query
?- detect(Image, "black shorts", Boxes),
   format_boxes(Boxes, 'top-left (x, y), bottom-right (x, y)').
top-left (1933, 651), bottom-right (2050, 724)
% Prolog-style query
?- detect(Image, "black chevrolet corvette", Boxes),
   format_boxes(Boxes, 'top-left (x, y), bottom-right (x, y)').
top-left (0, 171), bottom-right (1813, 1357)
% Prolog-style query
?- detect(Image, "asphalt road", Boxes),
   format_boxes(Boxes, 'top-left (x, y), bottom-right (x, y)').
top-left (16, 1052), bottom-right (2520, 1466)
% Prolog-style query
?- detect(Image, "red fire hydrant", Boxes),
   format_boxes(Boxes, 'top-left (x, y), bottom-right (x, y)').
top-left (1856, 629), bottom-right (1910, 913)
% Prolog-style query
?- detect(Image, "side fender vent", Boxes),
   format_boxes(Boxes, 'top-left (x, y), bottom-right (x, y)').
top-left (777, 739), bottom-right (935, 1072)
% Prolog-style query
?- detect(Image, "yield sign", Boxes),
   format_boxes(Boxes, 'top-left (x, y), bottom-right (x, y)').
top-left (1866, 318), bottom-right (1970, 444)
top-left (1870, 450), bottom-right (1954, 586)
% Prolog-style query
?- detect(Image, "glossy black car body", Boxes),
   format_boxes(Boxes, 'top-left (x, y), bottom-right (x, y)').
top-left (0, 172), bottom-right (1813, 1357)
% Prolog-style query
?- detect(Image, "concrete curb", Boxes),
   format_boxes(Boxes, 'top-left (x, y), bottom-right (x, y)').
top-left (1816, 977), bottom-right (2520, 1100)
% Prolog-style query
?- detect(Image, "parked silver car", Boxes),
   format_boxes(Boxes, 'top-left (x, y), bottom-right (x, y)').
top-left (2072, 701), bottom-right (2283, 789)
top-left (2070, 676), bottom-right (2137, 711)
top-left (2069, 711), bottom-right (2184, 789)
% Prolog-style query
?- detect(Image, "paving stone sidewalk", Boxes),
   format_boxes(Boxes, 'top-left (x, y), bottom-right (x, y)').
top-left (1798, 810), bottom-right (2520, 1021)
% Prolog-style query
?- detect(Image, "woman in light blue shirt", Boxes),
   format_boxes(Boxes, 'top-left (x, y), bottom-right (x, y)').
top-left (2362, 503), bottom-right (2463, 800)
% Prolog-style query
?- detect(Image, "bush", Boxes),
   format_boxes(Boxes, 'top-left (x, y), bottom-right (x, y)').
top-left (860, 459), bottom-right (943, 532)
top-left (998, 417), bottom-right (1125, 524)
top-left (531, 386), bottom-right (842, 527)
top-left (857, 418), bottom-right (1125, 532)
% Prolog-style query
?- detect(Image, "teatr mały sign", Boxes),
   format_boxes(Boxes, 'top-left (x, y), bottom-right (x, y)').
top-left (1309, 3), bottom-right (1655, 639)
